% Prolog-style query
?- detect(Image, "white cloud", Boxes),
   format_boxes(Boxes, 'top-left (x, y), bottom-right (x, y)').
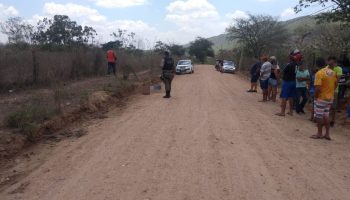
top-left (43, 2), bottom-right (106, 24)
top-left (226, 10), bottom-right (249, 20)
top-left (167, 0), bottom-right (216, 12)
top-left (166, 0), bottom-right (219, 23)
top-left (26, 2), bottom-right (167, 48)
top-left (0, 4), bottom-right (19, 43)
top-left (91, 0), bottom-right (148, 8)
top-left (0, 1), bottom-right (230, 46)
top-left (0, 3), bottom-right (19, 19)
top-left (165, 0), bottom-right (225, 42)
top-left (280, 8), bottom-right (295, 20)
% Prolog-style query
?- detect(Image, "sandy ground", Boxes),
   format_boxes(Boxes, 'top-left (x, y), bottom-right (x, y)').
top-left (2, 65), bottom-right (350, 200)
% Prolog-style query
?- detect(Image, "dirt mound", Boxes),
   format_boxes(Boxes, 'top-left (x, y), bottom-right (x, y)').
top-left (0, 133), bottom-right (26, 160)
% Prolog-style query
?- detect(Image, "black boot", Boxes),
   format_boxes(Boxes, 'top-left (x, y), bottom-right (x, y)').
top-left (163, 91), bottom-right (171, 98)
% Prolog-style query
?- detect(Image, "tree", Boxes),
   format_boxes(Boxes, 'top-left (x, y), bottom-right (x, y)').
top-left (189, 37), bottom-right (214, 63)
top-left (295, 0), bottom-right (350, 23)
top-left (226, 14), bottom-right (289, 58)
top-left (1, 17), bottom-right (33, 44)
top-left (313, 23), bottom-right (350, 54)
top-left (111, 29), bottom-right (137, 50)
top-left (217, 49), bottom-right (237, 60)
top-left (154, 41), bottom-right (186, 57)
top-left (168, 43), bottom-right (186, 57)
top-left (81, 26), bottom-right (97, 44)
top-left (102, 41), bottom-right (123, 51)
top-left (154, 41), bottom-right (168, 54)
top-left (32, 15), bottom-right (97, 45)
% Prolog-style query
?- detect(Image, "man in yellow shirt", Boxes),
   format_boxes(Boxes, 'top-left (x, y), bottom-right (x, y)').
top-left (311, 56), bottom-right (338, 140)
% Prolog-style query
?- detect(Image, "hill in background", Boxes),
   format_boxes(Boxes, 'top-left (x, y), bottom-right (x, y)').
top-left (207, 16), bottom-right (317, 52)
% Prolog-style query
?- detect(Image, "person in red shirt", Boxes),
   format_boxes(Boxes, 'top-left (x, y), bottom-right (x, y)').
top-left (106, 49), bottom-right (117, 75)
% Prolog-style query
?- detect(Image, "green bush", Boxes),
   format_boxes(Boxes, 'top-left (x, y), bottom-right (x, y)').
top-left (5, 105), bottom-right (55, 139)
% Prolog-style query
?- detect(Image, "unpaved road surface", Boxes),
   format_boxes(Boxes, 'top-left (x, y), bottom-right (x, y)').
top-left (2, 65), bottom-right (350, 200)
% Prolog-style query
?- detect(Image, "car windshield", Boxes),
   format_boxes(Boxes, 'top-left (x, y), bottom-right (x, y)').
top-left (178, 60), bottom-right (191, 65)
top-left (223, 61), bottom-right (234, 65)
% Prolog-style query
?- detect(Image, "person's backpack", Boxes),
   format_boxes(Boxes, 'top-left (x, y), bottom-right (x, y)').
top-left (163, 57), bottom-right (174, 70)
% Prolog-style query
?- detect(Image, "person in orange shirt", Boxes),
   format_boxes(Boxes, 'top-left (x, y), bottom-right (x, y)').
top-left (107, 49), bottom-right (117, 75)
top-left (311, 56), bottom-right (338, 140)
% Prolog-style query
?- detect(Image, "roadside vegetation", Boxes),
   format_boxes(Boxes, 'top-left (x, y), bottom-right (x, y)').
top-left (0, 14), bottom-right (174, 156)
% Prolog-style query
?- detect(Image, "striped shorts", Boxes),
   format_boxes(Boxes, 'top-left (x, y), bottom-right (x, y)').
top-left (314, 99), bottom-right (333, 119)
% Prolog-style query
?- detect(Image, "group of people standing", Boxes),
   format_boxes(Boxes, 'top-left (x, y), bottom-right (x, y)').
top-left (249, 49), bottom-right (348, 141)
top-left (248, 55), bottom-right (281, 102)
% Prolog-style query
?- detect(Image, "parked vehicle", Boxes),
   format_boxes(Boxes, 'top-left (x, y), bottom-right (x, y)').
top-left (220, 60), bottom-right (236, 74)
top-left (176, 60), bottom-right (194, 74)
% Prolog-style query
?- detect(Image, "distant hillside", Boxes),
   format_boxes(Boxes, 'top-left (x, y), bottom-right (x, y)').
top-left (207, 16), bottom-right (317, 52)
top-left (207, 34), bottom-right (236, 51)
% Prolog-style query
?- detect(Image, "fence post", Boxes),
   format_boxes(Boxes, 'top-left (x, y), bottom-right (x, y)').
top-left (32, 49), bottom-right (38, 84)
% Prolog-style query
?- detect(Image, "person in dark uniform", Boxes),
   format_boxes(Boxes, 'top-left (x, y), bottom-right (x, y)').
top-left (161, 51), bottom-right (175, 98)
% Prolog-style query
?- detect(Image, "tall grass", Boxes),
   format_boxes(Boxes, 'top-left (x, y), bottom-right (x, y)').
top-left (0, 45), bottom-right (162, 91)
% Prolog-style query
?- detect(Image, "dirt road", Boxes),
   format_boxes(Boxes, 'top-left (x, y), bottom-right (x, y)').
top-left (2, 65), bottom-right (350, 200)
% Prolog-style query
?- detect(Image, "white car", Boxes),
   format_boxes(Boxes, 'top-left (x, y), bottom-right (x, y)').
top-left (176, 60), bottom-right (194, 74)
top-left (221, 60), bottom-right (236, 74)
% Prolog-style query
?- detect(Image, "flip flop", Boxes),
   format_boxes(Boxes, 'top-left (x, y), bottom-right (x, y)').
top-left (310, 135), bottom-right (323, 139)
top-left (323, 136), bottom-right (332, 141)
top-left (275, 113), bottom-right (285, 117)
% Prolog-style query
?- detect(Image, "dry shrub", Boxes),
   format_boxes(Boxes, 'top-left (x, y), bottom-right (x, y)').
top-left (0, 46), bottom-right (162, 91)
top-left (0, 47), bottom-right (33, 89)
top-left (5, 103), bottom-right (56, 140)
top-left (80, 91), bottom-right (111, 112)
top-left (0, 45), bottom-right (162, 145)
top-left (117, 50), bottom-right (162, 78)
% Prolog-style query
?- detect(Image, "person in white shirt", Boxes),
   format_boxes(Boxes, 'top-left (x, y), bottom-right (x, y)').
top-left (259, 55), bottom-right (272, 102)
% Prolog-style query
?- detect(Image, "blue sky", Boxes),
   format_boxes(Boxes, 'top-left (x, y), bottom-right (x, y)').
top-left (0, 0), bottom-right (324, 45)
